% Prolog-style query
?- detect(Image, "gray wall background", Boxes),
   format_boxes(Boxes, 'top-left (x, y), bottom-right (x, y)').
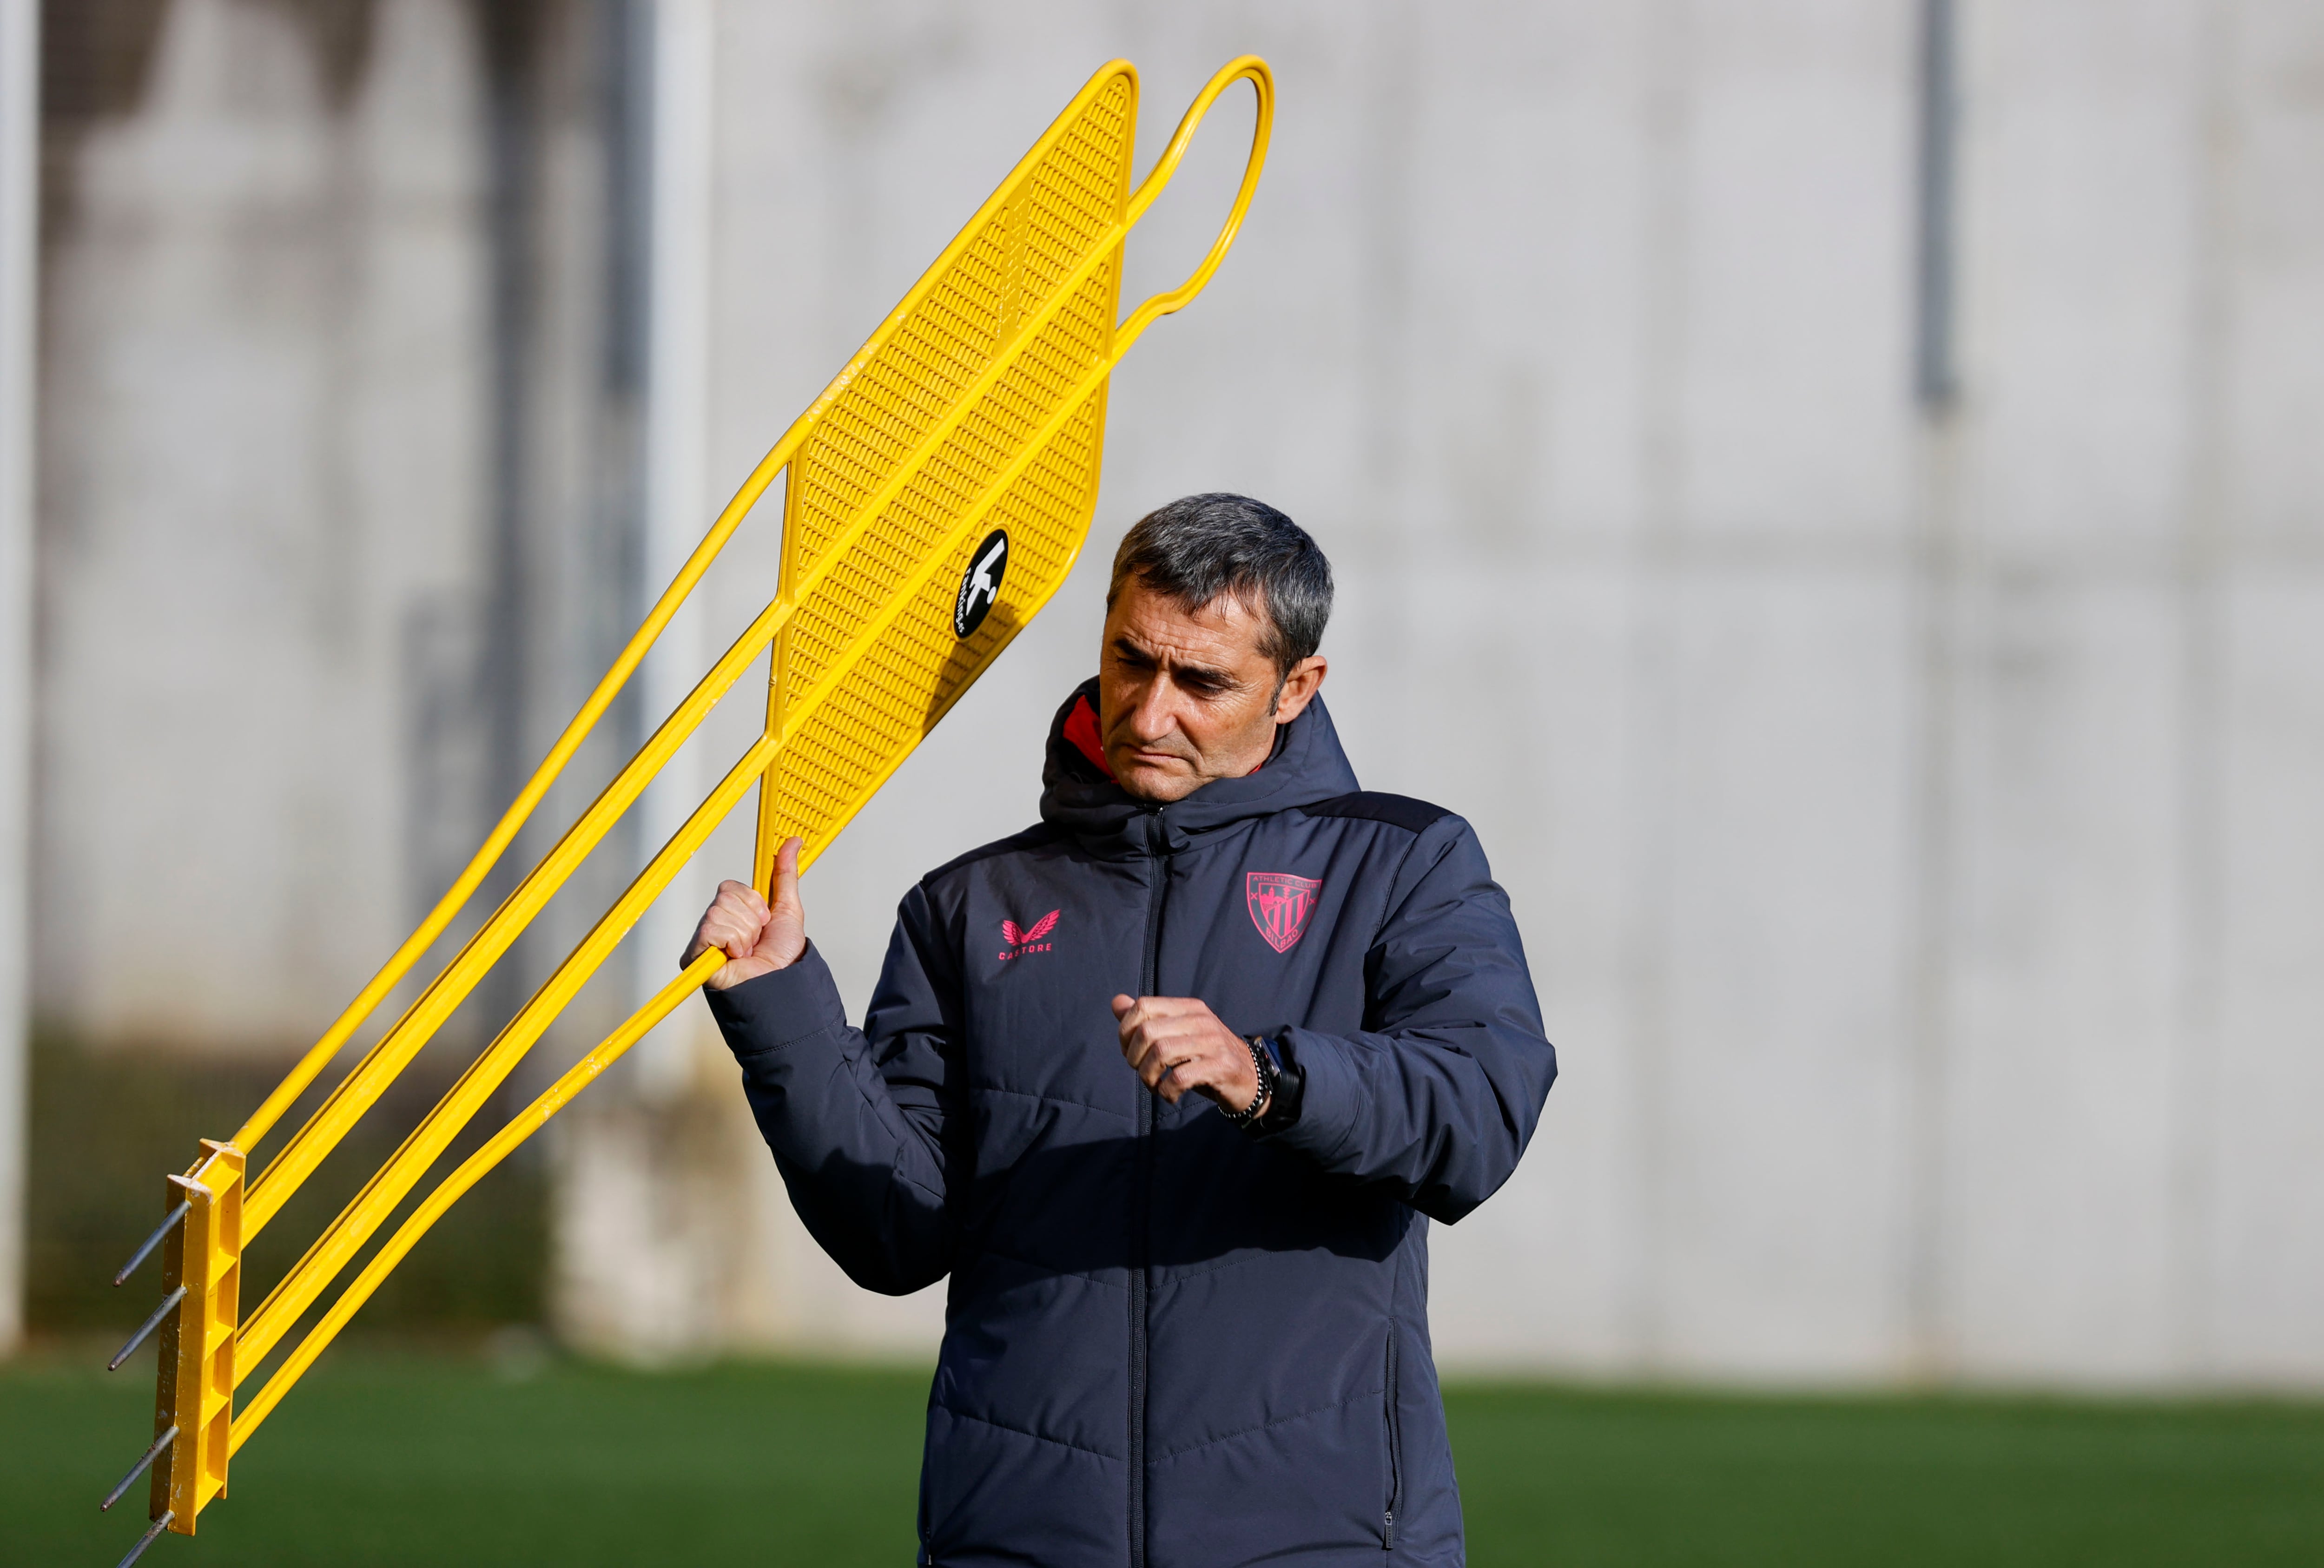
top-left (14, 0), bottom-right (2324, 1387)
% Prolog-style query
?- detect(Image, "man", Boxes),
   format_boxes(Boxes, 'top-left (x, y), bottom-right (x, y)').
top-left (687, 493), bottom-right (1555, 1567)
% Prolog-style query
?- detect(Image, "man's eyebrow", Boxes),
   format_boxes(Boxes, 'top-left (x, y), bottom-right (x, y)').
top-left (1109, 637), bottom-right (1234, 686)
top-left (1160, 656), bottom-right (1235, 690)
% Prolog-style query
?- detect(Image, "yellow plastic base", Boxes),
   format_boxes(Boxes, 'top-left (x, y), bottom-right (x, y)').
top-left (151, 1141), bottom-right (242, 1534)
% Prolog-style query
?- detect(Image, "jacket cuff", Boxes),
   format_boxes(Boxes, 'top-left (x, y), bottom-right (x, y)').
top-left (703, 942), bottom-right (848, 1056)
top-left (1262, 1026), bottom-right (1360, 1163)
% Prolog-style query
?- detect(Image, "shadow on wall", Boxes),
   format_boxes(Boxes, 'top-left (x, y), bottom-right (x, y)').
top-left (23, 1034), bottom-right (548, 1344)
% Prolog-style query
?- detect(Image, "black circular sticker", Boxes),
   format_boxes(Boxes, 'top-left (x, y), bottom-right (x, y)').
top-left (953, 529), bottom-right (1009, 638)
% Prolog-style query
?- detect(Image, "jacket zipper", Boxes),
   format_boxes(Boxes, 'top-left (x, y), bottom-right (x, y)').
top-left (1383, 1327), bottom-right (1402, 1550)
top-left (1129, 807), bottom-right (1169, 1568)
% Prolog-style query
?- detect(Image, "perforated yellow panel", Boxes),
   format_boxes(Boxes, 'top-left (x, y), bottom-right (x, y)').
top-left (759, 71), bottom-right (1136, 870)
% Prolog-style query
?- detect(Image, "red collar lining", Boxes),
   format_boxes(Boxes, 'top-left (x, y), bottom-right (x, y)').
top-left (1063, 694), bottom-right (1116, 781)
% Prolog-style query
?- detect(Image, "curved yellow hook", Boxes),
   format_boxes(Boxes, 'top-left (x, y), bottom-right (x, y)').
top-left (1116, 56), bottom-right (1274, 355)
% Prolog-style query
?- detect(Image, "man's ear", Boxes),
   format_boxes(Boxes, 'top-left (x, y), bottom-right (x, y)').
top-left (1272, 655), bottom-right (1327, 724)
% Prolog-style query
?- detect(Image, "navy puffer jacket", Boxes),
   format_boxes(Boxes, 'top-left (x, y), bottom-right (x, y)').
top-left (708, 679), bottom-right (1555, 1567)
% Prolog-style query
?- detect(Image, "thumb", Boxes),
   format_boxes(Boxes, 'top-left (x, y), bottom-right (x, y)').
top-left (772, 836), bottom-right (804, 916)
top-left (752, 836), bottom-right (809, 971)
top-left (1110, 994), bottom-right (1135, 1021)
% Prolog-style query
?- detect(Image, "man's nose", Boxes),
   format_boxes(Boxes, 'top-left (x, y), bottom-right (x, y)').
top-left (1128, 678), bottom-right (1180, 740)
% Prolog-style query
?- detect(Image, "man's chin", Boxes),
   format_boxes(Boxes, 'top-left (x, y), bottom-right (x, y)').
top-left (1112, 757), bottom-right (1202, 804)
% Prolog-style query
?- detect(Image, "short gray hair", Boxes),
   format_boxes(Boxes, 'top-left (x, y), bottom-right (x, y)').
top-left (1106, 494), bottom-right (1333, 676)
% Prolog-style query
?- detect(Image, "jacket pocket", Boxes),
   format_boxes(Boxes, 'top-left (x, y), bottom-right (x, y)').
top-left (1382, 1326), bottom-right (1403, 1550)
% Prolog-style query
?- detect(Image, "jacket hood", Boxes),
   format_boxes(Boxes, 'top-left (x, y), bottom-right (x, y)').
top-left (1038, 675), bottom-right (1361, 857)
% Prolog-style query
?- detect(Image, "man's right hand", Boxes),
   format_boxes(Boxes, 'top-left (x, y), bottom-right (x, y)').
top-left (685, 836), bottom-right (807, 989)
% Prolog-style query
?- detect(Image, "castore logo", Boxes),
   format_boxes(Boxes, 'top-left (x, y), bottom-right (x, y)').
top-left (998, 909), bottom-right (1059, 960)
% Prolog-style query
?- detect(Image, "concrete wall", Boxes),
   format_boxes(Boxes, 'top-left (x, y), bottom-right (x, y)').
top-left (27, 0), bottom-right (2324, 1387)
top-left (34, 0), bottom-right (498, 1048)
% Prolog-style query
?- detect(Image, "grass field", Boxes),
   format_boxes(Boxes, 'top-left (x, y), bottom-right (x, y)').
top-left (10, 1347), bottom-right (2324, 1567)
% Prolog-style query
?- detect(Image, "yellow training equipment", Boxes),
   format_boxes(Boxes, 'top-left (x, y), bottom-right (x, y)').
top-left (100, 55), bottom-right (1272, 1555)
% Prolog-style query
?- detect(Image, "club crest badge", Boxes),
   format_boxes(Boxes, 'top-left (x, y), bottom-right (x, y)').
top-left (1246, 873), bottom-right (1320, 954)
top-left (954, 528), bottom-right (1010, 638)
top-left (997, 908), bottom-right (1058, 960)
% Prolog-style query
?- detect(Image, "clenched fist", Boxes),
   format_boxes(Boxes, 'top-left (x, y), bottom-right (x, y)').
top-left (684, 836), bottom-right (807, 989)
top-left (1112, 995), bottom-right (1267, 1118)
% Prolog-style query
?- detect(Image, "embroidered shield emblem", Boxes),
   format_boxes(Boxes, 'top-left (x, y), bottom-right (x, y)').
top-left (1246, 872), bottom-right (1321, 954)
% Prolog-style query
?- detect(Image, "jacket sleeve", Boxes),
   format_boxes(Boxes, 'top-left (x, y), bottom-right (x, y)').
top-left (1265, 816), bottom-right (1555, 1224)
top-left (704, 881), bottom-right (961, 1294)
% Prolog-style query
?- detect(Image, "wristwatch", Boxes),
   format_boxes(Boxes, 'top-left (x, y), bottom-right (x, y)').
top-left (1217, 1035), bottom-right (1280, 1127)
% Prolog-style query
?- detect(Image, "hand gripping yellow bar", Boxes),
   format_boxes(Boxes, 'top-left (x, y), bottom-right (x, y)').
top-left (99, 55), bottom-right (1272, 1556)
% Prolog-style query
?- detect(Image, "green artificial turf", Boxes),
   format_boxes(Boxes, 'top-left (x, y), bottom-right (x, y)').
top-left (8, 1348), bottom-right (2323, 1567)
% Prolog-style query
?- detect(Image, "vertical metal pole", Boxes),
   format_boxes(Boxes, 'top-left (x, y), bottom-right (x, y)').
top-left (631, 0), bottom-right (715, 1100)
top-left (1904, 0), bottom-right (1965, 1378)
top-left (1914, 0), bottom-right (1960, 411)
top-left (0, 0), bottom-right (42, 1358)
top-left (476, 2), bottom-right (544, 1036)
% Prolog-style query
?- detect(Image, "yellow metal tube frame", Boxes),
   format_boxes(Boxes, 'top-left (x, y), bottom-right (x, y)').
top-left (114, 55), bottom-right (1274, 1546)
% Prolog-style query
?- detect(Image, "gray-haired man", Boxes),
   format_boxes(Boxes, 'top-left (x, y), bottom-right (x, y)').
top-left (688, 493), bottom-right (1555, 1567)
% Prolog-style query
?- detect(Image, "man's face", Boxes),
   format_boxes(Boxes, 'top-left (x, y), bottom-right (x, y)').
top-left (1097, 573), bottom-right (1327, 803)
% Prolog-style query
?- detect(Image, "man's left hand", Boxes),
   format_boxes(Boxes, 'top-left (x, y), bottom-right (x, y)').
top-left (1112, 995), bottom-right (1266, 1117)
